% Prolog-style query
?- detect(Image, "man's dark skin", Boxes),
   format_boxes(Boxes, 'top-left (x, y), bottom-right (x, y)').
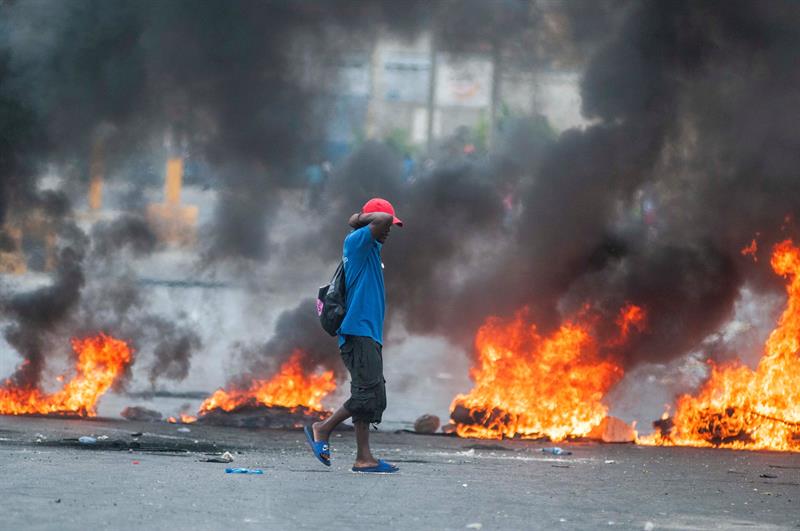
top-left (312, 210), bottom-right (393, 468)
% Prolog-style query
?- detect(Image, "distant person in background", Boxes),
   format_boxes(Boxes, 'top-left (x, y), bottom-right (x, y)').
top-left (501, 182), bottom-right (517, 228)
top-left (304, 198), bottom-right (403, 474)
top-left (305, 162), bottom-right (328, 209)
top-left (402, 153), bottom-right (415, 184)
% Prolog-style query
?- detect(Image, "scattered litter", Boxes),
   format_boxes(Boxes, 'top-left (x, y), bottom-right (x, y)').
top-left (760, 473), bottom-right (778, 479)
top-left (604, 459), bottom-right (616, 464)
top-left (97, 435), bottom-right (109, 441)
top-left (559, 518), bottom-right (567, 522)
top-left (458, 449), bottom-right (476, 457)
top-left (225, 468), bottom-right (264, 475)
top-left (176, 427), bottom-right (191, 433)
top-left (541, 447), bottom-right (571, 456)
top-left (131, 460), bottom-right (140, 465)
top-left (55, 499), bottom-right (61, 503)
top-left (130, 432), bottom-right (143, 437)
top-left (644, 522), bottom-right (655, 531)
top-left (202, 451), bottom-right (234, 463)
top-left (465, 523), bottom-right (482, 530)
top-left (78, 436), bottom-right (97, 445)
top-left (34, 433), bottom-right (47, 443)
top-left (462, 483), bottom-right (468, 488)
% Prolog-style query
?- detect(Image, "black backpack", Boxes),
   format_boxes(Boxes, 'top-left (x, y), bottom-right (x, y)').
top-left (317, 261), bottom-right (346, 336)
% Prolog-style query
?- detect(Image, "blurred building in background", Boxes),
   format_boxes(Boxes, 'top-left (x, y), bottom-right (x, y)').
top-left (322, 30), bottom-right (586, 160)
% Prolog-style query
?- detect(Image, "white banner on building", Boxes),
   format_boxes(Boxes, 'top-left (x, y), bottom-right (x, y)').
top-left (382, 52), bottom-right (430, 103)
top-left (435, 54), bottom-right (493, 108)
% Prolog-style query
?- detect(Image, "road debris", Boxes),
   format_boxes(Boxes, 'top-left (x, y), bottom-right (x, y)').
top-left (202, 451), bottom-right (234, 463)
top-left (121, 406), bottom-right (163, 422)
top-left (441, 423), bottom-right (457, 435)
top-left (225, 468), bottom-right (264, 475)
top-left (541, 447), bottom-right (571, 456)
top-left (414, 414), bottom-right (440, 434)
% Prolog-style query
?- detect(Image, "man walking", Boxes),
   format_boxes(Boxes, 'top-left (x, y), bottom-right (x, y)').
top-left (305, 198), bottom-right (403, 473)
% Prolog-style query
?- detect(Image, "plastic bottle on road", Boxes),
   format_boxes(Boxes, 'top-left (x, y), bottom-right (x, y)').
top-left (225, 468), bottom-right (264, 474)
top-left (541, 447), bottom-right (572, 455)
top-left (78, 436), bottom-right (97, 445)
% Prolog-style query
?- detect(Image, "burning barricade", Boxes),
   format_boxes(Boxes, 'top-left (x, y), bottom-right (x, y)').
top-left (0, 333), bottom-right (132, 417)
top-left (641, 240), bottom-right (800, 452)
top-left (449, 304), bottom-right (643, 442)
top-left (194, 351), bottom-right (336, 429)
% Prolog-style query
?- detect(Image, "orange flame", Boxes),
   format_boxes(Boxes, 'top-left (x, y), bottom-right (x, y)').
top-left (0, 333), bottom-right (132, 417)
top-left (614, 302), bottom-right (647, 345)
top-left (450, 308), bottom-right (629, 441)
top-left (167, 414), bottom-right (197, 424)
top-left (641, 240), bottom-right (800, 452)
top-left (741, 238), bottom-right (758, 262)
top-left (198, 351), bottom-right (336, 415)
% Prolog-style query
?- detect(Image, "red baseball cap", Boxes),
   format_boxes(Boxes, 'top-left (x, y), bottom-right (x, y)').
top-left (362, 197), bottom-right (403, 227)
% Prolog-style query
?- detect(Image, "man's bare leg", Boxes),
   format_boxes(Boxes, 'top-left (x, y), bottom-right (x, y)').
top-left (353, 420), bottom-right (378, 468)
top-left (312, 407), bottom-right (379, 467)
top-left (312, 406), bottom-right (350, 444)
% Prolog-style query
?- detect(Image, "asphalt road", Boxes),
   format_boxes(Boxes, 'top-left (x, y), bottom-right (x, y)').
top-left (1, 416), bottom-right (798, 531)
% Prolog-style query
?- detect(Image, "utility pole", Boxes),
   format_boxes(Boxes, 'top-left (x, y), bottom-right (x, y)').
top-left (365, 37), bottom-right (382, 140)
top-left (489, 38), bottom-right (503, 149)
top-left (426, 32), bottom-right (438, 154)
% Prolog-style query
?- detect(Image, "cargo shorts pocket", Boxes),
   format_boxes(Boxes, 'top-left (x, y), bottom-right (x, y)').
top-left (340, 337), bottom-right (386, 423)
top-left (347, 378), bottom-right (386, 424)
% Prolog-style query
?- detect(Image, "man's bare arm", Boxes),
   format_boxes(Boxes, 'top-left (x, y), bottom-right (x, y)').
top-left (348, 212), bottom-right (393, 239)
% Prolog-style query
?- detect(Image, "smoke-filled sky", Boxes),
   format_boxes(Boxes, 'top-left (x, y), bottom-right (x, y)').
top-left (2, 0), bottom-right (800, 418)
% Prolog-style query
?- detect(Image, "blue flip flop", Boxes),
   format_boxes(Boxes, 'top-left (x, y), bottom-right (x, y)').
top-left (304, 425), bottom-right (330, 466)
top-left (351, 459), bottom-right (399, 474)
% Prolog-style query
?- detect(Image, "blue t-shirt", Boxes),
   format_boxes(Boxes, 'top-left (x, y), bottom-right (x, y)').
top-left (337, 225), bottom-right (385, 346)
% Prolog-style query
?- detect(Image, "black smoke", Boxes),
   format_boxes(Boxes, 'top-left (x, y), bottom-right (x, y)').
top-left (0, 0), bottom-right (432, 388)
top-left (265, 0), bottom-right (800, 380)
top-left (1, 0), bottom-right (433, 262)
top-left (4, 0), bottom-right (800, 396)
